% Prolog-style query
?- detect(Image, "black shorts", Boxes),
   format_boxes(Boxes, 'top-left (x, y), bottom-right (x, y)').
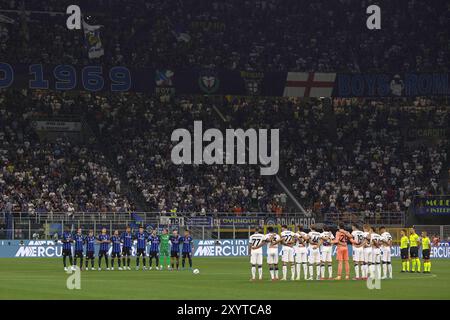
top-left (122, 247), bottom-right (131, 256)
top-left (74, 250), bottom-right (83, 258)
top-left (410, 247), bottom-right (419, 258)
top-left (182, 252), bottom-right (191, 259)
top-left (422, 249), bottom-right (430, 260)
top-left (111, 251), bottom-right (121, 258)
top-left (150, 251), bottom-right (159, 258)
top-left (400, 248), bottom-right (409, 260)
top-left (171, 251), bottom-right (179, 258)
top-left (136, 248), bottom-right (146, 256)
top-left (62, 249), bottom-right (72, 257)
top-left (86, 251), bottom-right (94, 259)
top-left (98, 249), bottom-right (108, 257)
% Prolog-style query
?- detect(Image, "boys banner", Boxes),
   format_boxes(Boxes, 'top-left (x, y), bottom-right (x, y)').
top-left (1, 62), bottom-right (450, 97)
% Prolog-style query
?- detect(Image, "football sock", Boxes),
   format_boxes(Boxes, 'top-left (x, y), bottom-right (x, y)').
top-left (258, 266), bottom-right (263, 279)
top-left (251, 266), bottom-right (256, 279)
top-left (296, 263), bottom-right (301, 278)
top-left (416, 258), bottom-right (421, 272)
top-left (328, 265), bottom-right (333, 278)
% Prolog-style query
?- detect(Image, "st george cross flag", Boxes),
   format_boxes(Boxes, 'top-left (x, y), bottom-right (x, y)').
top-left (283, 72), bottom-right (336, 97)
top-left (83, 21), bottom-right (104, 59)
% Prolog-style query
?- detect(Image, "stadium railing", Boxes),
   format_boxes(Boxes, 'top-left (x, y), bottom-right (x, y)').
top-left (323, 211), bottom-right (405, 226)
top-left (1, 211), bottom-right (406, 240)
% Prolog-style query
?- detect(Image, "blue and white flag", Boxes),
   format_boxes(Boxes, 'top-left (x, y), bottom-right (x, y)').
top-left (83, 21), bottom-right (104, 59)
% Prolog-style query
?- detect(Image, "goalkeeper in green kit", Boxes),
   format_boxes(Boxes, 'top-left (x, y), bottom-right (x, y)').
top-left (159, 228), bottom-right (171, 270)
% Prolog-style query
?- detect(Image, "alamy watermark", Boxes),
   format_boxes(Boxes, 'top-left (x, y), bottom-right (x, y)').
top-left (171, 121), bottom-right (279, 175)
top-left (66, 266), bottom-right (81, 290)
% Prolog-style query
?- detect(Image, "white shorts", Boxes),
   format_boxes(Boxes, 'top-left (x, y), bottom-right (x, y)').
top-left (267, 249), bottom-right (279, 265)
top-left (282, 246), bottom-right (295, 263)
top-left (352, 246), bottom-right (364, 262)
top-left (372, 248), bottom-right (381, 264)
top-left (321, 246), bottom-right (333, 262)
top-left (381, 246), bottom-right (391, 262)
top-left (294, 247), bottom-right (308, 263)
top-left (363, 247), bottom-right (372, 263)
top-left (250, 251), bottom-right (263, 265)
top-left (308, 247), bottom-right (321, 264)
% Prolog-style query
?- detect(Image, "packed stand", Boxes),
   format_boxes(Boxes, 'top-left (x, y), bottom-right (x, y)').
top-left (0, 0), bottom-right (448, 72)
top-left (0, 91), bottom-right (133, 215)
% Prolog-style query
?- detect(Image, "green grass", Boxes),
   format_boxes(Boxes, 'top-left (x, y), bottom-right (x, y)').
top-left (0, 257), bottom-right (449, 299)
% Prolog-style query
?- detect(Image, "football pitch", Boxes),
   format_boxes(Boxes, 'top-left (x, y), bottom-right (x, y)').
top-left (0, 257), bottom-right (449, 300)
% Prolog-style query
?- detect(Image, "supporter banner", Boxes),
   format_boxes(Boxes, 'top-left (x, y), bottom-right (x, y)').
top-left (1, 240), bottom-right (450, 258)
top-left (335, 73), bottom-right (450, 97)
top-left (159, 216), bottom-right (185, 226)
top-left (185, 216), bottom-right (213, 227)
top-left (264, 216), bottom-right (317, 229)
top-left (2, 63), bottom-right (450, 97)
top-left (404, 127), bottom-right (449, 140)
top-left (32, 120), bottom-right (81, 132)
top-left (413, 196), bottom-right (450, 216)
top-left (214, 217), bottom-right (263, 227)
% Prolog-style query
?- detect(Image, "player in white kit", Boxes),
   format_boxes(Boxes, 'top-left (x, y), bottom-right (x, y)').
top-left (249, 228), bottom-right (265, 281)
top-left (362, 224), bottom-right (372, 279)
top-left (350, 224), bottom-right (365, 280)
top-left (293, 225), bottom-right (308, 280)
top-left (280, 225), bottom-right (295, 281)
top-left (264, 226), bottom-right (280, 281)
top-left (306, 224), bottom-right (322, 280)
top-left (370, 227), bottom-right (382, 279)
top-left (379, 226), bottom-right (393, 279)
top-left (320, 226), bottom-right (335, 279)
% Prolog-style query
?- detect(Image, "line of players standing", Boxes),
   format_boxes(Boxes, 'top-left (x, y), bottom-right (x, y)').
top-left (249, 223), bottom-right (395, 281)
top-left (60, 225), bottom-right (194, 271)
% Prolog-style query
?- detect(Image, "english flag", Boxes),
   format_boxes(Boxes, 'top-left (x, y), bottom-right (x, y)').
top-left (283, 72), bottom-right (336, 97)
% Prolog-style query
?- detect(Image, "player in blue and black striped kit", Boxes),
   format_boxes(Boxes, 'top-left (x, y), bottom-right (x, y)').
top-left (85, 230), bottom-right (96, 270)
top-left (61, 227), bottom-right (73, 271)
top-left (135, 226), bottom-right (148, 270)
top-left (121, 226), bottom-right (133, 270)
top-left (180, 230), bottom-right (194, 270)
top-left (97, 228), bottom-right (110, 270)
top-left (148, 230), bottom-right (160, 270)
top-left (169, 230), bottom-right (181, 270)
top-left (110, 230), bottom-right (122, 270)
top-left (73, 228), bottom-right (85, 270)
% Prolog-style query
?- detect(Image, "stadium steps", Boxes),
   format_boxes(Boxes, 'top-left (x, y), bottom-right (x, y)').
top-left (83, 117), bottom-right (151, 212)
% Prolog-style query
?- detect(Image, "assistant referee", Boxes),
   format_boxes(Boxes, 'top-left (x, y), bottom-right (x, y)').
top-left (400, 229), bottom-right (410, 272)
top-left (409, 227), bottom-right (421, 273)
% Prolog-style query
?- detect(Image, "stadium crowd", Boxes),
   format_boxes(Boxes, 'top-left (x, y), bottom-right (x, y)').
top-left (0, 0), bottom-right (448, 72)
top-left (0, 91), bottom-right (133, 214)
top-left (1, 88), bottom-right (447, 216)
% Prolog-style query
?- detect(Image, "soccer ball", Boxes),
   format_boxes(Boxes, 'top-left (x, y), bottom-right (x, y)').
top-left (193, 269), bottom-right (200, 274)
